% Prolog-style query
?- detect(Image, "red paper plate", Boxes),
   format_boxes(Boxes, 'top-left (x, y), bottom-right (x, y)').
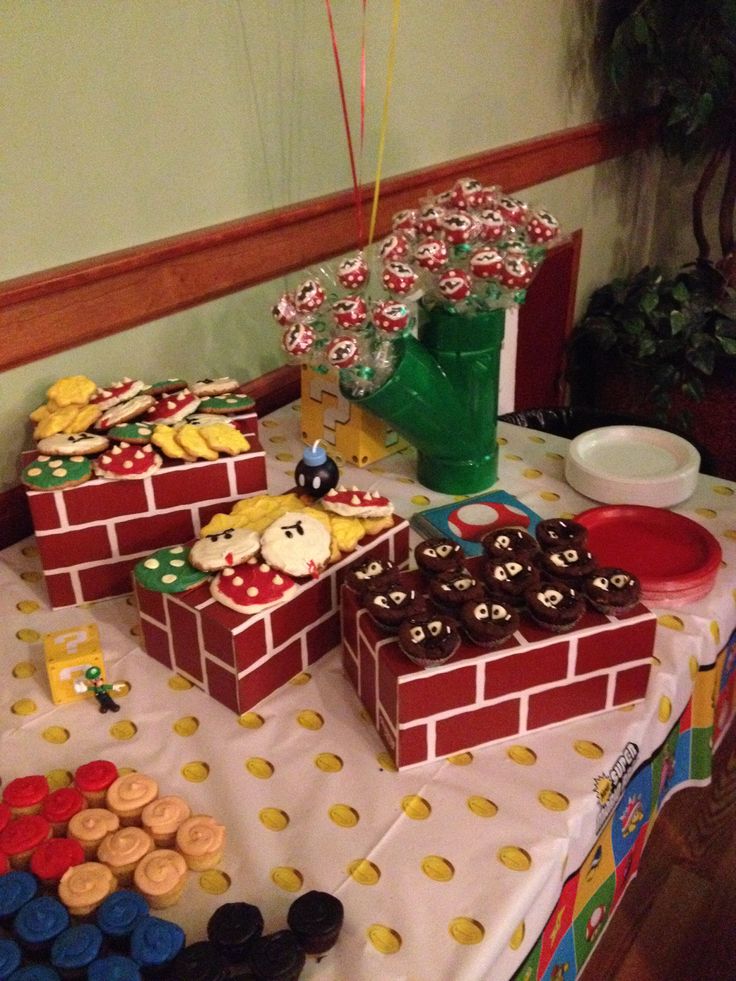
top-left (576, 505), bottom-right (722, 596)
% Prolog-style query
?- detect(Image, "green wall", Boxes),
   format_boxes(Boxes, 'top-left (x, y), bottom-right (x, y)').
top-left (1, 1), bottom-right (703, 492)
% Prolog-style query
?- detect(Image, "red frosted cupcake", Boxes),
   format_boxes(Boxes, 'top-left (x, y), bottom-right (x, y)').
top-left (74, 760), bottom-right (119, 807)
top-left (30, 837), bottom-right (86, 891)
top-left (0, 814), bottom-right (52, 870)
top-left (41, 787), bottom-right (87, 837)
top-left (3, 775), bottom-right (49, 817)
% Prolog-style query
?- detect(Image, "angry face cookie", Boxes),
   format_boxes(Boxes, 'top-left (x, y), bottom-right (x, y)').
top-left (189, 527), bottom-right (261, 572)
top-left (259, 512), bottom-right (332, 578)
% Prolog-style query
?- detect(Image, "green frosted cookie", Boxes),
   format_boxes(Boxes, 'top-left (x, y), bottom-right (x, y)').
top-left (197, 393), bottom-right (255, 414)
top-left (134, 544), bottom-right (210, 593)
top-left (22, 454), bottom-right (92, 492)
top-left (107, 421), bottom-right (154, 443)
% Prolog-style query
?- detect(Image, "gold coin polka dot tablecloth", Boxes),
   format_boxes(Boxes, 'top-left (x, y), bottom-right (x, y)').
top-left (2, 404), bottom-right (736, 981)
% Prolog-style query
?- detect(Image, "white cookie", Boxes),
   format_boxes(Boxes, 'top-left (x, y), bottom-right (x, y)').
top-left (259, 511), bottom-right (331, 578)
top-left (189, 527), bottom-right (261, 572)
top-left (36, 431), bottom-right (110, 456)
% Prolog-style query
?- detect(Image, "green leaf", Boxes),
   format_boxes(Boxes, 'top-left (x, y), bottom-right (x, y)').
top-left (672, 281), bottom-right (690, 303)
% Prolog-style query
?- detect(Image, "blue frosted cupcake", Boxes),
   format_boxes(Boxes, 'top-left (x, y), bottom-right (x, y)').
top-left (50, 923), bottom-right (103, 978)
top-left (0, 938), bottom-right (23, 978)
top-left (13, 895), bottom-right (69, 960)
top-left (8, 967), bottom-right (61, 980)
top-left (129, 916), bottom-right (185, 978)
top-left (170, 941), bottom-right (229, 981)
top-left (87, 954), bottom-right (142, 981)
top-left (0, 870), bottom-right (38, 927)
top-left (95, 890), bottom-right (149, 950)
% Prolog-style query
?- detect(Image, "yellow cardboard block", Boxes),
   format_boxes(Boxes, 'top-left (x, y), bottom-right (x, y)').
top-left (300, 366), bottom-right (405, 467)
top-left (44, 623), bottom-right (105, 705)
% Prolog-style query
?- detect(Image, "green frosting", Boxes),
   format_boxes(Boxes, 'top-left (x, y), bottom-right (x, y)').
top-left (22, 454), bottom-right (91, 491)
top-left (197, 394), bottom-right (254, 413)
top-left (107, 422), bottom-right (154, 442)
top-left (134, 545), bottom-right (209, 593)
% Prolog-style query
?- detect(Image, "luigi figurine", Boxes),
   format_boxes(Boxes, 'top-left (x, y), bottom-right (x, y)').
top-left (74, 666), bottom-right (123, 713)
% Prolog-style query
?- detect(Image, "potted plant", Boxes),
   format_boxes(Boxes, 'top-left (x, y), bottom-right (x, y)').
top-left (568, 1), bottom-right (736, 477)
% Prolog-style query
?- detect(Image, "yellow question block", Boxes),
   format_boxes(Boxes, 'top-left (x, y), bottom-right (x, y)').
top-left (300, 365), bottom-right (405, 467)
top-left (44, 623), bottom-right (105, 705)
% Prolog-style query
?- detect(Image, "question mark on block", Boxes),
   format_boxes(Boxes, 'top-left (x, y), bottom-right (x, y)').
top-left (54, 628), bottom-right (90, 655)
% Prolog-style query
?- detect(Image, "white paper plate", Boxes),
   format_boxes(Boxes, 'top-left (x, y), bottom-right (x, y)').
top-left (565, 425), bottom-right (700, 506)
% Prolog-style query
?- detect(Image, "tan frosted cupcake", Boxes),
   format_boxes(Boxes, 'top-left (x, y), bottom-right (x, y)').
top-left (133, 848), bottom-right (188, 909)
top-left (98, 826), bottom-right (154, 887)
top-left (68, 808), bottom-right (120, 860)
top-left (175, 814), bottom-right (226, 871)
top-left (58, 860), bottom-right (117, 917)
top-left (106, 773), bottom-right (158, 826)
top-left (141, 795), bottom-right (191, 848)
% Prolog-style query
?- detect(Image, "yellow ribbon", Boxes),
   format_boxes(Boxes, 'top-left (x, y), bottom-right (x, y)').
top-left (368, 0), bottom-right (401, 245)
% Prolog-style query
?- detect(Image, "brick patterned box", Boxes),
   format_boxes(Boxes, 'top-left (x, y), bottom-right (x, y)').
top-left (24, 413), bottom-right (267, 609)
top-left (342, 562), bottom-right (657, 769)
top-left (134, 515), bottom-right (410, 715)
top-left (300, 366), bottom-right (406, 467)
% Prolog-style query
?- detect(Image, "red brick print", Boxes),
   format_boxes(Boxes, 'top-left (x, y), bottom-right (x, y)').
top-left (153, 462), bottom-right (231, 510)
top-left (173, 582), bottom-right (211, 610)
top-left (358, 634), bottom-right (378, 722)
top-left (238, 637), bottom-right (304, 710)
top-left (44, 572), bottom-right (77, 609)
top-left (396, 722), bottom-right (428, 769)
top-left (377, 640), bottom-right (404, 723)
top-left (26, 493), bottom-right (61, 532)
top-left (528, 676), bottom-right (608, 730)
top-left (340, 585), bottom-right (360, 655)
top-left (200, 611), bottom-right (236, 669)
top-left (167, 603), bottom-right (203, 682)
top-left (484, 641), bottom-right (569, 700)
top-left (64, 479), bottom-right (149, 525)
top-left (306, 613), bottom-right (340, 664)
top-left (139, 619), bottom-right (173, 671)
top-left (234, 455), bottom-right (268, 496)
top-left (205, 659), bottom-right (239, 713)
top-left (435, 699), bottom-right (521, 758)
top-left (37, 525), bottom-right (112, 571)
top-left (133, 582), bottom-right (166, 625)
top-left (400, 664), bottom-right (477, 723)
top-left (271, 576), bottom-right (332, 649)
top-left (115, 510), bottom-right (195, 557)
top-left (232, 619), bottom-right (268, 673)
top-left (613, 663), bottom-right (652, 706)
top-left (576, 617), bottom-right (657, 675)
top-left (78, 558), bottom-right (137, 602)
top-left (197, 499), bottom-right (240, 531)
top-left (391, 522), bottom-right (411, 566)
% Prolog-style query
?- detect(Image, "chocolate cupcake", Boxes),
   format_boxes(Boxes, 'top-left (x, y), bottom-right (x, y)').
top-left (247, 930), bottom-right (306, 981)
top-left (363, 583), bottom-right (423, 632)
top-left (287, 890), bottom-right (344, 955)
top-left (207, 901), bottom-right (264, 965)
top-left (583, 567), bottom-right (641, 616)
top-left (398, 613), bottom-right (461, 668)
top-left (460, 597), bottom-right (520, 647)
top-left (428, 568), bottom-right (485, 614)
top-left (414, 538), bottom-right (465, 576)
top-left (171, 941), bottom-right (230, 981)
top-left (481, 526), bottom-right (539, 560)
top-left (537, 547), bottom-right (596, 582)
top-left (536, 518), bottom-right (588, 552)
top-left (344, 557), bottom-right (398, 594)
top-left (525, 581), bottom-right (585, 632)
top-left (482, 557), bottom-right (540, 606)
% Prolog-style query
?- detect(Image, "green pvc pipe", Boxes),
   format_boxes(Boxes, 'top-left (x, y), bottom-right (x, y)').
top-left (340, 307), bottom-right (505, 495)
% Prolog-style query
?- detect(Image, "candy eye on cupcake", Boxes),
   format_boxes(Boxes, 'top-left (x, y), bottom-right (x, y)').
top-left (398, 613), bottom-right (460, 667)
top-left (364, 585), bottom-right (422, 632)
top-left (415, 537), bottom-right (464, 575)
top-left (460, 597), bottom-right (519, 647)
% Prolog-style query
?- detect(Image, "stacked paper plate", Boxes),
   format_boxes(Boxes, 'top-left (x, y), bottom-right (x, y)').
top-left (565, 425), bottom-right (700, 507)
top-left (576, 505), bottom-right (721, 607)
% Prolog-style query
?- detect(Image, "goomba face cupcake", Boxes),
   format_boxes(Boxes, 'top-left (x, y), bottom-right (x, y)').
top-left (537, 547), bottom-right (596, 582)
top-left (460, 597), bottom-right (520, 647)
top-left (363, 583), bottom-right (423, 632)
top-left (535, 518), bottom-right (588, 552)
top-left (414, 538), bottom-right (465, 577)
top-left (428, 568), bottom-right (485, 614)
top-left (525, 581), bottom-right (585, 632)
top-left (583, 567), bottom-right (641, 616)
top-left (398, 613), bottom-right (461, 668)
top-left (344, 557), bottom-right (398, 595)
top-left (482, 557), bottom-right (540, 606)
top-left (480, 526), bottom-right (539, 560)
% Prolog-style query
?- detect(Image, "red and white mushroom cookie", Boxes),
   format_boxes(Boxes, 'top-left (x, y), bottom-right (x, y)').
top-left (189, 527), bottom-right (261, 572)
top-left (92, 442), bottom-right (162, 480)
top-left (90, 378), bottom-right (148, 411)
top-left (321, 485), bottom-right (395, 519)
top-left (144, 389), bottom-right (201, 425)
top-left (259, 512), bottom-right (332, 578)
top-left (211, 559), bottom-right (297, 615)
